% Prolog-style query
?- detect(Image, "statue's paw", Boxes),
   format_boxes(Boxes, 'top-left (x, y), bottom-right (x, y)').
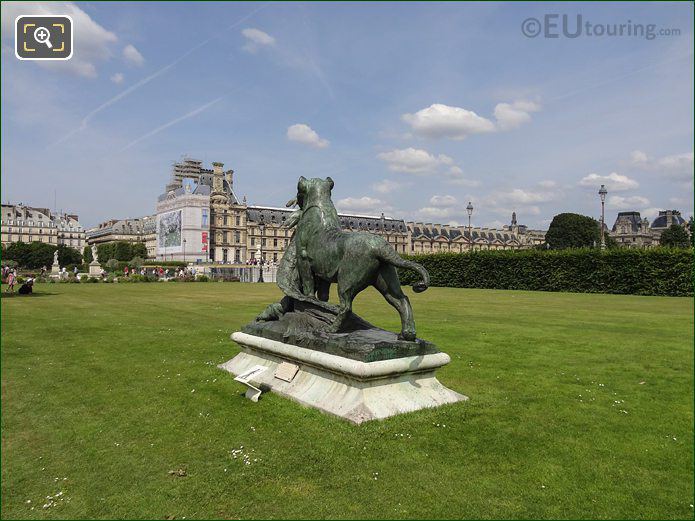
top-left (398, 331), bottom-right (417, 341)
top-left (327, 322), bottom-right (342, 334)
top-left (256, 303), bottom-right (284, 322)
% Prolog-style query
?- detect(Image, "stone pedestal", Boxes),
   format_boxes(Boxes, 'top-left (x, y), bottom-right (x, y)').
top-left (51, 261), bottom-right (60, 275)
top-left (88, 261), bottom-right (102, 278)
top-left (219, 332), bottom-right (467, 424)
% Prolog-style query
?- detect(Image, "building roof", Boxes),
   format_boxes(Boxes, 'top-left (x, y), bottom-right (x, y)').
top-left (86, 215), bottom-right (155, 239)
top-left (612, 211), bottom-right (643, 232)
top-left (651, 210), bottom-right (686, 229)
top-left (157, 183), bottom-right (211, 202)
top-left (246, 206), bottom-right (408, 233)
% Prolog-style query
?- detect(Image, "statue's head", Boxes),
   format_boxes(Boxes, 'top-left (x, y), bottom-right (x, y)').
top-left (296, 176), bottom-right (334, 206)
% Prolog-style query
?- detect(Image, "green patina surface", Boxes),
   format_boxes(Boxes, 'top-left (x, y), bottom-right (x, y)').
top-left (255, 177), bottom-right (430, 345)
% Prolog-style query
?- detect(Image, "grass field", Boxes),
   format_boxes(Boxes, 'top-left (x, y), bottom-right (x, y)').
top-left (1, 283), bottom-right (693, 519)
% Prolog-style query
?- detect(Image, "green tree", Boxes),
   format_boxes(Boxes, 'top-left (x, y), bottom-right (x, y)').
top-left (97, 243), bottom-right (115, 263)
top-left (57, 244), bottom-right (82, 266)
top-left (114, 241), bottom-right (132, 261)
top-left (689, 217), bottom-right (695, 248)
top-left (545, 213), bottom-right (602, 250)
top-left (659, 224), bottom-right (691, 248)
top-left (27, 243), bottom-right (58, 268)
top-left (132, 242), bottom-right (148, 259)
top-left (83, 245), bottom-right (93, 264)
top-left (4, 242), bottom-right (56, 268)
top-left (130, 256), bottom-right (144, 269)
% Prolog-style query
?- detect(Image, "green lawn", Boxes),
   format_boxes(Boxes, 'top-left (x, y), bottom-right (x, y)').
top-left (1, 283), bottom-right (693, 519)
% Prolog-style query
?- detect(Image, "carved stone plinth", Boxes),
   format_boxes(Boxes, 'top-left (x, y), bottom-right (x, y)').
top-left (88, 261), bottom-right (102, 278)
top-left (219, 332), bottom-right (467, 424)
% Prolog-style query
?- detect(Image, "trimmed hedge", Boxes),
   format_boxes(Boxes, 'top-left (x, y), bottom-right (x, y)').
top-left (397, 248), bottom-right (693, 297)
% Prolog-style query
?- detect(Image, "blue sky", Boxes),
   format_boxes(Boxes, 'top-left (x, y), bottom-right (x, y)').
top-left (2, 1), bottom-right (693, 229)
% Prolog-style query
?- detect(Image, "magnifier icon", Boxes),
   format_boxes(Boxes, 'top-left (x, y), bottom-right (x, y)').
top-left (33, 26), bottom-right (53, 49)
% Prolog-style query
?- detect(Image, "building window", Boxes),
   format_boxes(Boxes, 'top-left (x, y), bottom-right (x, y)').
top-left (273, 238), bottom-right (277, 247)
top-left (223, 249), bottom-right (228, 263)
top-left (202, 209), bottom-right (208, 227)
top-left (235, 231), bottom-right (240, 243)
top-left (273, 253), bottom-right (278, 262)
top-left (250, 237), bottom-right (255, 246)
top-left (223, 215), bottom-right (228, 226)
top-left (236, 216), bottom-right (240, 226)
top-left (261, 238), bottom-right (266, 247)
top-left (234, 249), bottom-right (240, 263)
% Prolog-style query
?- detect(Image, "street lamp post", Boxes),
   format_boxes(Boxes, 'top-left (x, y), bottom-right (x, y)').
top-left (183, 238), bottom-right (187, 263)
top-left (598, 184), bottom-right (608, 250)
top-left (466, 202), bottom-right (474, 251)
top-left (258, 216), bottom-right (265, 283)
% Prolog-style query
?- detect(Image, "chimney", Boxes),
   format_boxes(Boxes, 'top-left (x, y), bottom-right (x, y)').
top-left (212, 162), bottom-right (224, 175)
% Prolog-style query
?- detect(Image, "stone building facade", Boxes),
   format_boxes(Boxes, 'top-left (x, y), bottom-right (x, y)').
top-left (608, 209), bottom-right (689, 248)
top-left (407, 212), bottom-right (546, 253)
top-left (155, 183), bottom-right (210, 262)
top-left (609, 211), bottom-right (654, 248)
top-left (1, 204), bottom-right (85, 250)
top-left (147, 158), bottom-right (409, 264)
top-left (86, 216), bottom-right (155, 256)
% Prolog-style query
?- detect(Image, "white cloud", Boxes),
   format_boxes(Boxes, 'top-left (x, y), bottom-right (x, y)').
top-left (630, 150), bottom-right (649, 165)
top-left (493, 100), bottom-right (541, 130)
top-left (444, 166), bottom-right (480, 187)
top-left (641, 207), bottom-right (660, 220)
top-left (2, 2), bottom-right (118, 78)
top-left (241, 27), bottom-right (275, 53)
top-left (372, 179), bottom-right (403, 194)
top-left (402, 104), bottom-right (495, 140)
top-left (539, 180), bottom-right (557, 188)
top-left (608, 195), bottom-right (650, 210)
top-left (579, 172), bottom-right (639, 192)
top-left (486, 204), bottom-right (542, 217)
top-left (377, 147), bottom-right (453, 174)
top-left (110, 72), bottom-right (124, 84)
top-left (429, 195), bottom-right (457, 207)
top-left (485, 220), bottom-right (506, 229)
top-left (416, 207), bottom-right (457, 220)
top-left (336, 196), bottom-right (388, 215)
top-left (122, 44), bottom-right (145, 67)
top-left (495, 188), bottom-right (557, 205)
top-left (630, 150), bottom-right (694, 181)
top-left (401, 100), bottom-right (540, 140)
top-left (286, 124), bottom-right (329, 148)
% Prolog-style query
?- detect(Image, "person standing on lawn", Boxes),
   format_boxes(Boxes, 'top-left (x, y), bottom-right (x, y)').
top-left (6, 269), bottom-right (16, 293)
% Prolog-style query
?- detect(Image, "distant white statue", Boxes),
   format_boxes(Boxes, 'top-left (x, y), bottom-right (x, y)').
top-left (92, 246), bottom-right (99, 264)
top-left (53, 250), bottom-right (59, 265)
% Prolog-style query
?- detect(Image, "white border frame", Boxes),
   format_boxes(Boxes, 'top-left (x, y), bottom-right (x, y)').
top-left (15, 15), bottom-right (73, 61)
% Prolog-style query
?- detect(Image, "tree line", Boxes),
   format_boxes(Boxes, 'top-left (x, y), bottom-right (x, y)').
top-left (2, 240), bottom-right (149, 270)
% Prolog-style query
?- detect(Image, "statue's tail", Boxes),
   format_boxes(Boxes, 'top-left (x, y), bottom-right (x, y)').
top-left (377, 246), bottom-right (429, 293)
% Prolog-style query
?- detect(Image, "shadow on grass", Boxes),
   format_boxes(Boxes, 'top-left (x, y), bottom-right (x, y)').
top-left (1, 291), bottom-right (57, 299)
